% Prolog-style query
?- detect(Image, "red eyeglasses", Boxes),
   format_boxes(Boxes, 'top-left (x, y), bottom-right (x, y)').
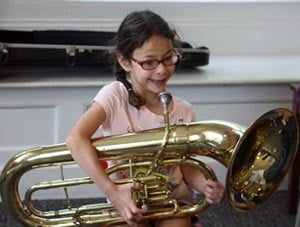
top-left (131, 53), bottom-right (181, 70)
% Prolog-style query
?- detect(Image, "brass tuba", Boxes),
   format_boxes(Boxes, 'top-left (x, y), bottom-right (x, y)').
top-left (0, 92), bottom-right (299, 227)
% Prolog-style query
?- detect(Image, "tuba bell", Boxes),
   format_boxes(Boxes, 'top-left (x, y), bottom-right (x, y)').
top-left (0, 92), bottom-right (299, 227)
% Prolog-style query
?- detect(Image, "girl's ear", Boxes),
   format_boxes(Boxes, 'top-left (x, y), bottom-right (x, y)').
top-left (116, 52), bottom-right (131, 72)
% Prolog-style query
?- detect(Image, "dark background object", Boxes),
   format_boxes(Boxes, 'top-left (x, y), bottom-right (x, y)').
top-left (0, 30), bottom-right (209, 68)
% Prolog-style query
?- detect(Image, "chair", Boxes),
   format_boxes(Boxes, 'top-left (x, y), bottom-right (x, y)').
top-left (288, 83), bottom-right (300, 214)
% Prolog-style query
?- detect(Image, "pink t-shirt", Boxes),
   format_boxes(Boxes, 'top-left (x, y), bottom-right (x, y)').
top-left (94, 81), bottom-right (196, 135)
top-left (93, 81), bottom-right (197, 203)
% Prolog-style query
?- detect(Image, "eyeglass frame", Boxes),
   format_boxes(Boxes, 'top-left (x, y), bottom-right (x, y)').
top-left (130, 52), bottom-right (181, 70)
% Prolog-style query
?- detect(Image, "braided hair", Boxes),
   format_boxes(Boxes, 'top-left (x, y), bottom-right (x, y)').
top-left (113, 10), bottom-right (178, 109)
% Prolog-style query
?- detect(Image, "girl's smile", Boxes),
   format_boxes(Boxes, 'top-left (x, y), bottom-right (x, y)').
top-left (149, 78), bottom-right (168, 88)
top-left (127, 35), bottom-right (176, 98)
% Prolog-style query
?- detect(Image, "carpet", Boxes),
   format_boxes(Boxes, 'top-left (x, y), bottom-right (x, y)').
top-left (0, 191), bottom-right (297, 227)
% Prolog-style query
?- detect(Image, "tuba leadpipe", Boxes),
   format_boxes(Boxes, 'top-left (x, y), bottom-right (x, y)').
top-left (0, 93), bottom-right (299, 226)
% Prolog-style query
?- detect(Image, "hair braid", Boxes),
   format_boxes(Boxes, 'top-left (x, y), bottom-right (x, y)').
top-left (114, 62), bottom-right (145, 109)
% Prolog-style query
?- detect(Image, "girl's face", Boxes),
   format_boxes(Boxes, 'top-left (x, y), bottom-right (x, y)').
top-left (121, 35), bottom-right (176, 99)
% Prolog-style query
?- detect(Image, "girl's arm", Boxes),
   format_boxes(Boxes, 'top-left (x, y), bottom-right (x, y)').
top-left (181, 165), bottom-right (225, 205)
top-left (66, 102), bottom-right (143, 226)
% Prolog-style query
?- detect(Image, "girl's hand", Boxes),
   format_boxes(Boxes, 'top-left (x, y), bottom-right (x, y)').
top-left (203, 179), bottom-right (225, 205)
top-left (107, 183), bottom-right (144, 226)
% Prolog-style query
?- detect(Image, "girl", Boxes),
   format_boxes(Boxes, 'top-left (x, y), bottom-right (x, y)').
top-left (66, 10), bottom-right (224, 227)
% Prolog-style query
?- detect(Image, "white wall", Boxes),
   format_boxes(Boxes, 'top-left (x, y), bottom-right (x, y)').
top-left (0, 0), bottom-right (300, 55)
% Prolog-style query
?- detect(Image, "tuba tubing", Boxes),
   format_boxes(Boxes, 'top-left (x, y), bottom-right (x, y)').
top-left (0, 108), bottom-right (299, 226)
top-left (1, 120), bottom-right (242, 227)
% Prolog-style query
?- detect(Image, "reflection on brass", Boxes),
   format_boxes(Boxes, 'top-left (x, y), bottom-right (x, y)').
top-left (227, 109), bottom-right (299, 210)
top-left (0, 92), bottom-right (299, 226)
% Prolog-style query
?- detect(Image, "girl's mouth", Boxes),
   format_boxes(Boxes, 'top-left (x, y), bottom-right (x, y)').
top-left (150, 78), bottom-right (166, 87)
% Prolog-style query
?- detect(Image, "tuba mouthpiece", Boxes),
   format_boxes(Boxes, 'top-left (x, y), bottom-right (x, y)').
top-left (158, 91), bottom-right (172, 128)
top-left (158, 91), bottom-right (172, 110)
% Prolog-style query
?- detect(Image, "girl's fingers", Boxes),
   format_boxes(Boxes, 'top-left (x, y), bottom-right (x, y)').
top-left (204, 180), bottom-right (225, 204)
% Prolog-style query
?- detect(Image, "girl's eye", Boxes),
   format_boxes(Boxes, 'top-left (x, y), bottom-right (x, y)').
top-left (143, 60), bottom-right (157, 67)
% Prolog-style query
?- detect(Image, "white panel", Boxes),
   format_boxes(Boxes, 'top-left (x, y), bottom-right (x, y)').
top-left (0, 105), bottom-right (59, 172)
top-left (192, 101), bottom-right (291, 125)
top-left (0, 106), bottom-right (57, 147)
top-left (168, 84), bottom-right (293, 103)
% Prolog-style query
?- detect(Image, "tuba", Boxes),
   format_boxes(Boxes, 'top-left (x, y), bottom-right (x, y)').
top-left (0, 92), bottom-right (299, 227)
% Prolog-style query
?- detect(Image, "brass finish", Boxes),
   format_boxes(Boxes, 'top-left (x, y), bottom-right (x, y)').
top-left (227, 108), bottom-right (299, 210)
top-left (0, 107), bottom-right (299, 226)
